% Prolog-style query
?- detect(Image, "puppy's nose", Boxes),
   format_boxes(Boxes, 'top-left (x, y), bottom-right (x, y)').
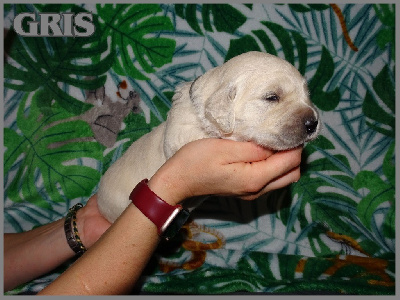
top-left (305, 118), bottom-right (318, 135)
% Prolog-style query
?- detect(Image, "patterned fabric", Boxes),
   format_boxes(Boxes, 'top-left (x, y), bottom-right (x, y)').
top-left (3, 3), bottom-right (395, 295)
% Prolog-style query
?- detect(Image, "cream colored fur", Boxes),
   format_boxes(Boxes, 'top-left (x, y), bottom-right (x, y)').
top-left (97, 51), bottom-right (320, 223)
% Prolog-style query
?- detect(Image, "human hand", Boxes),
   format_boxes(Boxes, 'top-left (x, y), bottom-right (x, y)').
top-left (76, 194), bottom-right (112, 249)
top-left (148, 138), bottom-right (302, 205)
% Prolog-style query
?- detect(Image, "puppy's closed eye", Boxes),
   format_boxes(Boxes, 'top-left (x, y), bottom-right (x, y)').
top-left (264, 92), bottom-right (280, 102)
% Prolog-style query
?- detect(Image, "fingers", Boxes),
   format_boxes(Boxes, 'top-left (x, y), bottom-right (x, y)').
top-left (240, 166), bottom-right (301, 200)
top-left (264, 166), bottom-right (301, 191)
top-left (154, 139), bottom-right (303, 203)
top-left (234, 147), bottom-right (303, 198)
top-left (254, 146), bottom-right (302, 183)
top-left (220, 140), bottom-right (274, 164)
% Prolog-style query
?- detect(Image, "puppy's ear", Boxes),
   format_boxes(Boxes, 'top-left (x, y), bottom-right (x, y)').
top-left (204, 85), bottom-right (236, 134)
top-left (190, 68), bottom-right (236, 135)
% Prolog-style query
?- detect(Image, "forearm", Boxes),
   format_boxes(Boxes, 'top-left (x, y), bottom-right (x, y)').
top-left (38, 203), bottom-right (159, 295)
top-left (34, 140), bottom-right (302, 295)
top-left (37, 175), bottom-right (183, 295)
top-left (4, 218), bottom-right (75, 292)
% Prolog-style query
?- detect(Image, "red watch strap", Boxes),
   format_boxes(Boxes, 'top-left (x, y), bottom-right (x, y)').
top-left (129, 179), bottom-right (181, 235)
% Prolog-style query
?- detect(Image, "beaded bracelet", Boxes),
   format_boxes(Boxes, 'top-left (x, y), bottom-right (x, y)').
top-left (64, 203), bottom-right (87, 256)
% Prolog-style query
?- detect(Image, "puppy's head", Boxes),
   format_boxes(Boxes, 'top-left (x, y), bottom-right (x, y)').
top-left (189, 51), bottom-right (320, 150)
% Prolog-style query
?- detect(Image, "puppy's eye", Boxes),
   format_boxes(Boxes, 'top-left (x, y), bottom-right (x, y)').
top-left (264, 93), bottom-right (280, 102)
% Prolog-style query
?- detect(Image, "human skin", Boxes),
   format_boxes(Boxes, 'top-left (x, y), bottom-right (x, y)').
top-left (4, 139), bottom-right (302, 295)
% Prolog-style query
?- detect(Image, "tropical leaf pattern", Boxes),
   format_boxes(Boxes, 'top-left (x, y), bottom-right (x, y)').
top-left (4, 4), bottom-right (114, 115)
top-left (3, 3), bottom-right (395, 295)
top-left (96, 4), bottom-right (176, 80)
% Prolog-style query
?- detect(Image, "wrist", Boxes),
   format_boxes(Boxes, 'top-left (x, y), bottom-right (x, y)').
top-left (75, 206), bottom-right (88, 248)
top-left (147, 172), bottom-right (187, 206)
top-left (74, 195), bottom-right (111, 249)
top-left (75, 204), bottom-right (98, 249)
top-left (130, 179), bottom-right (190, 240)
top-left (65, 204), bottom-right (87, 256)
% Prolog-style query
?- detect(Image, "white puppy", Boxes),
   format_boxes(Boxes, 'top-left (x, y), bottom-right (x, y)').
top-left (97, 51), bottom-right (320, 223)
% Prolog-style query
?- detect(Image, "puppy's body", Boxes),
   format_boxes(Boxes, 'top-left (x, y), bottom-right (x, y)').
top-left (97, 85), bottom-right (208, 222)
top-left (97, 52), bottom-right (320, 223)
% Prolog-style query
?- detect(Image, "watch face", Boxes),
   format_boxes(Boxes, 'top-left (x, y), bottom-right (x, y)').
top-left (162, 209), bottom-right (190, 240)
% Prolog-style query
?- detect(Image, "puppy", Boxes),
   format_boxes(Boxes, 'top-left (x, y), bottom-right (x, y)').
top-left (97, 51), bottom-right (320, 223)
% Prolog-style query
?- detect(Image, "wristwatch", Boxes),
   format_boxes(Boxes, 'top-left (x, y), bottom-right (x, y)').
top-left (129, 179), bottom-right (190, 240)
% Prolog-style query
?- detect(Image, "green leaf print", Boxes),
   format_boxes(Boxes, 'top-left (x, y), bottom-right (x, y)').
top-left (287, 136), bottom-right (359, 254)
top-left (307, 47), bottom-right (341, 111)
top-left (287, 4), bottom-right (330, 12)
top-left (96, 4), bottom-right (176, 80)
top-left (363, 65), bottom-right (395, 138)
top-left (225, 21), bottom-right (308, 76)
top-left (3, 3), bottom-right (396, 295)
top-left (354, 171), bottom-right (394, 232)
top-left (373, 4), bottom-right (395, 59)
top-left (4, 93), bottom-right (103, 208)
top-left (261, 21), bottom-right (297, 65)
top-left (354, 142), bottom-right (395, 236)
top-left (4, 4), bottom-right (114, 115)
top-left (175, 4), bottom-right (246, 35)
